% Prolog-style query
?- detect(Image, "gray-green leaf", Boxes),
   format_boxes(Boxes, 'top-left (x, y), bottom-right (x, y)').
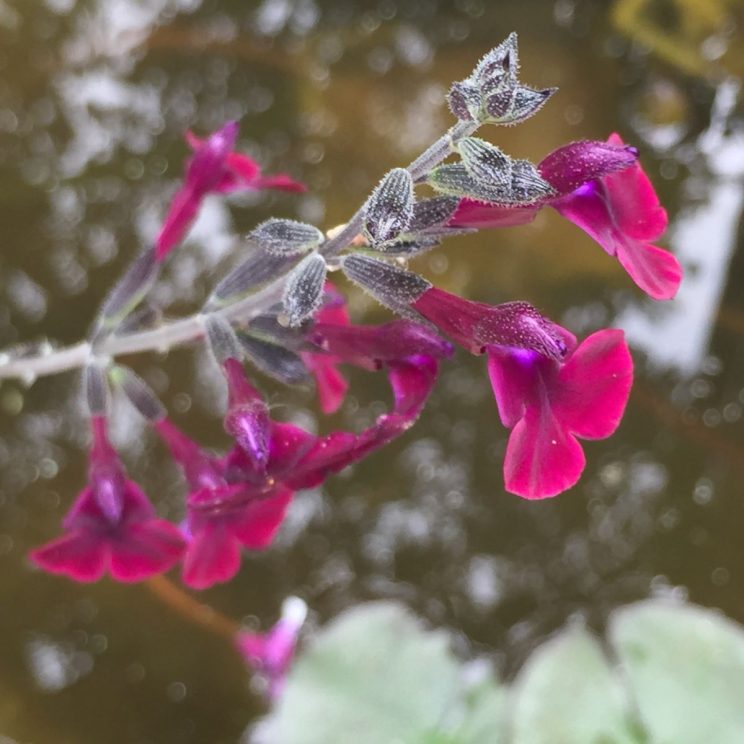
top-left (364, 168), bottom-right (415, 244)
top-left (282, 252), bottom-right (327, 327)
top-left (458, 137), bottom-right (512, 189)
top-left (510, 626), bottom-right (640, 744)
top-left (610, 600), bottom-right (744, 744)
top-left (249, 218), bottom-right (325, 256)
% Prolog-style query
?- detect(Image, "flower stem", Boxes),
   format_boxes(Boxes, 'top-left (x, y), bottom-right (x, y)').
top-left (322, 119), bottom-right (476, 259)
top-left (145, 574), bottom-right (240, 641)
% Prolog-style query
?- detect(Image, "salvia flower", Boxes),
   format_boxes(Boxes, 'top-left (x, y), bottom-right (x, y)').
top-left (450, 136), bottom-right (682, 299)
top-left (488, 328), bottom-right (633, 499)
top-left (548, 133), bottom-right (681, 300)
top-left (30, 416), bottom-right (185, 582)
top-left (236, 596), bottom-right (307, 700)
top-left (154, 417), bottom-right (298, 589)
top-left (155, 122), bottom-right (305, 261)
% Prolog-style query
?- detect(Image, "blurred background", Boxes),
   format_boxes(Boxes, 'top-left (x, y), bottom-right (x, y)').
top-left (1, 0), bottom-right (744, 741)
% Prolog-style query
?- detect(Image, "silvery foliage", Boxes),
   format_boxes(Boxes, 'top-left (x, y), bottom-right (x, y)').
top-left (249, 218), bottom-right (325, 256)
top-left (447, 32), bottom-right (556, 126)
top-left (207, 250), bottom-right (303, 309)
top-left (203, 312), bottom-right (244, 365)
top-left (84, 363), bottom-right (110, 416)
top-left (113, 365), bottom-right (167, 422)
top-left (428, 141), bottom-right (555, 205)
top-left (341, 254), bottom-right (431, 313)
top-left (362, 196), bottom-right (472, 257)
top-left (363, 168), bottom-right (416, 245)
top-left (282, 252), bottom-right (328, 327)
top-left (95, 247), bottom-right (160, 332)
top-left (236, 332), bottom-right (310, 385)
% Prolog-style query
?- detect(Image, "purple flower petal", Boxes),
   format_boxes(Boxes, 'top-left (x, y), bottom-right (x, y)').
top-left (155, 122), bottom-right (238, 261)
top-left (310, 320), bottom-right (453, 370)
top-left (551, 329), bottom-right (634, 438)
top-left (183, 522), bottom-right (241, 589)
top-left (503, 402), bottom-right (586, 500)
top-left (550, 133), bottom-right (681, 300)
top-left (538, 138), bottom-right (638, 196)
top-left (487, 329), bottom-right (633, 499)
top-left (109, 521), bottom-right (186, 582)
top-left (223, 359), bottom-right (271, 472)
top-left (302, 283), bottom-right (351, 414)
top-left (29, 532), bottom-right (107, 583)
top-left (185, 129), bottom-right (305, 195)
top-left (236, 596), bottom-right (307, 700)
top-left (31, 416), bottom-right (185, 583)
top-left (231, 488), bottom-right (293, 550)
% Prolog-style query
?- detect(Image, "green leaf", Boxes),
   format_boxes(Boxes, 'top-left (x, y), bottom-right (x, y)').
top-left (610, 600), bottom-right (744, 744)
top-left (259, 602), bottom-right (465, 744)
top-left (510, 625), bottom-right (641, 744)
top-left (454, 676), bottom-right (507, 744)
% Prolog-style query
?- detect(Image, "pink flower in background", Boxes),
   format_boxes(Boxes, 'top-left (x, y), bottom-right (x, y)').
top-left (549, 133), bottom-right (681, 300)
top-left (487, 328), bottom-right (633, 499)
top-left (30, 416), bottom-right (185, 582)
top-left (184, 130), bottom-right (306, 195)
top-left (450, 136), bottom-right (682, 300)
top-left (155, 122), bottom-right (305, 261)
top-left (236, 596), bottom-right (308, 700)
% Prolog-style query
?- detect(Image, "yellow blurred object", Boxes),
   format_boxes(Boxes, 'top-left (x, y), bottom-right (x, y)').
top-left (612, 0), bottom-right (741, 78)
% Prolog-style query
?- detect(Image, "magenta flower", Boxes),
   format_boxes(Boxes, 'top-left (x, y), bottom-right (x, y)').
top-left (155, 418), bottom-right (301, 590)
top-left (449, 136), bottom-right (682, 300)
top-left (236, 596), bottom-right (307, 700)
top-left (184, 130), bottom-right (306, 195)
top-left (30, 416), bottom-right (185, 582)
top-left (488, 328), bottom-right (633, 499)
top-left (155, 122), bottom-right (306, 261)
top-left (548, 133), bottom-right (681, 300)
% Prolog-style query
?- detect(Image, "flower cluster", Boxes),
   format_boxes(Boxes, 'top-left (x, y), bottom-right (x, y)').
top-left (20, 34), bottom-right (681, 599)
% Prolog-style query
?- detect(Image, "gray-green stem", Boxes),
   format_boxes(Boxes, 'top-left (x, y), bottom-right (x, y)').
top-left (0, 118), bottom-right (477, 383)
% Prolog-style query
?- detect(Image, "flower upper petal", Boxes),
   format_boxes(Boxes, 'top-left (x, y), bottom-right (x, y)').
top-left (538, 138), bottom-right (638, 196)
